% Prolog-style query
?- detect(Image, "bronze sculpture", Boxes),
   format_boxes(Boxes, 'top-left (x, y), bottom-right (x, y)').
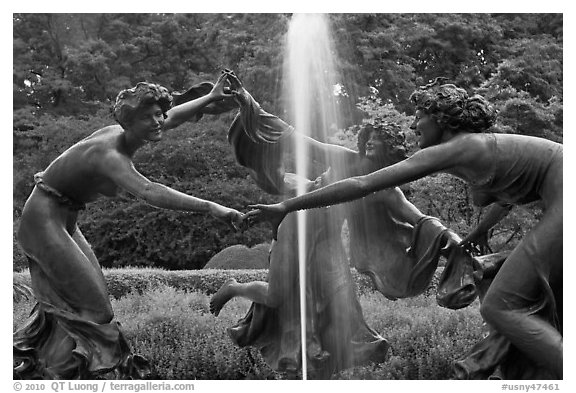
top-left (211, 73), bottom-right (486, 378)
top-left (248, 79), bottom-right (563, 379)
top-left (14, 75), bottom-right (243, 379)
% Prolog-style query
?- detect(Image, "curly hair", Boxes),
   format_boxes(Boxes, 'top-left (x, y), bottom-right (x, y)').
top-left (409, 78), bottom-right (496, 133)
top-left (113, 82), bottom-right (173, 128)
top-left (356, 119), bottom-right (408, 164)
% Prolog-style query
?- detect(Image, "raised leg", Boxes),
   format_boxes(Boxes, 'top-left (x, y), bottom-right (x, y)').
top-left (210, 213), bottom-right (300, 316)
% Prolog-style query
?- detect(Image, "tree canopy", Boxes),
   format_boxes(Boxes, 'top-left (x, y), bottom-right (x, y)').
top-left (13, 13), bottom-right (562, 270)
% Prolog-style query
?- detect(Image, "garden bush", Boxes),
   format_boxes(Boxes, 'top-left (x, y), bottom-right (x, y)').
top-left (203, 243), bottom-right (271, 269)
top-left (13, 267), bottom-right (381, 299)
top-left (338, 294), bottom-right (484, 380)
top-left (13, 268), bottom-right (481, 380)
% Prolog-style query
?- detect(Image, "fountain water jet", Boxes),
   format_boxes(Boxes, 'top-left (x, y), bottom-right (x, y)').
top-left (283, 13), bottom-right (341, 380)
top-left (210, 13), bottom-right (391, 379)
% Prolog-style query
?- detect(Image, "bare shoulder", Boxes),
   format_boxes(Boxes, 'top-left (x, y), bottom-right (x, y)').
top-left (82, 126), bottom-right (131, 170)
top-left (83, 125), bottom-right (123, 145)
top-left (401, 133), bottom-right (491, 177)
top-left (48, 126), bottom-right (121, 168)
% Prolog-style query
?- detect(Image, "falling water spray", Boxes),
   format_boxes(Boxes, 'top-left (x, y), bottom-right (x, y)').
top-left (284, 13), bottom-right (340, 380)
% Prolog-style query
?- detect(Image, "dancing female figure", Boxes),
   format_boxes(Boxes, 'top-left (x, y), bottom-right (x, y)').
top-left (250, 79), bottom-right (563, 379)
top-left (14, 74), bottom-right (243, 379)
top-left (209, 76), bottom-right (393, 378)
top-left (211, 72), bottom-right (477, 378)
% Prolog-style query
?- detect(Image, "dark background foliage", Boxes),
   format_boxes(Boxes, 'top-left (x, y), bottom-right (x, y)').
top-left (13, 13), bottom-right (562, 271)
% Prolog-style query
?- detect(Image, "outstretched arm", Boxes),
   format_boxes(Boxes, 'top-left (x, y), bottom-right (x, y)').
top-left (284, 143), bottom-right (455, 211)
top-left (101, 151), bottom-right (244, 230)
top-left (290, 132), bottom-right (358, 167)
top-left (163, 73), bottom-right (233, 131)
top-left (247, 142), bottom-right (462, 239)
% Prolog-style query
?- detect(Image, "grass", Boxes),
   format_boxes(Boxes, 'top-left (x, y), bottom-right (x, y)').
top-left (13, 269), bottom-right (484, 380)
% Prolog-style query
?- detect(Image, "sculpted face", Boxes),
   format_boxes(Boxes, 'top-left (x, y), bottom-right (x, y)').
top-left (130, 104), bottom-right (166, 142)
top-left (410, 109), bottom-right (442, 148)
top-left (364, 131), bottom-right (387, 161)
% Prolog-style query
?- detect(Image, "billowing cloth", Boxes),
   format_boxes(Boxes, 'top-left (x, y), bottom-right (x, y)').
top-left (453, 323), bottom-right (555, 380)
top-left (14, 296), bottom-right (149, 379)
top-left (435, 244), bottom-right (482, 310)
top-left (349, 204), bottom-right (481, 309)
top-left (226, 87), bottom-right (296, 195)
top-left (227, 115), bottom-right (295, 195)
top-left (171, 80), bottom-right (297, 195)
top-left (230, 86), bottom-right (294, 144)
top-left (228, 205), bottom-right (389, 378)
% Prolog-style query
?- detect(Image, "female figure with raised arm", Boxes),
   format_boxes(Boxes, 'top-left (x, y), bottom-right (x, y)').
top-left (14, 74), bottom-right (244, 379)
top-left (209, 76), bottom-right (391, 378)
top-left (250, 79), bottom-right (563, 379)
top-left (210, 72), bottom-right (479, 378)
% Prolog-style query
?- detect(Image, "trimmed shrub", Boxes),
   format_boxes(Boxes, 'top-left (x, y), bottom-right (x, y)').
top-left (13, 282), bottom-right (484, 380)
top-left (203, 243), bottom-right (271, 269)
top-left (13, 267), bottom-right (387, 299)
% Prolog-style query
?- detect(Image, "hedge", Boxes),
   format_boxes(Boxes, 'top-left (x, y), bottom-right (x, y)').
top-left (12, 267), bottom-right (395, 299)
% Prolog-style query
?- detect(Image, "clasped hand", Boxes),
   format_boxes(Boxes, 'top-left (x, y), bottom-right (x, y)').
top-left (208, 69), bottom-right (244, 99)
top-left (213, 202), bottom-right (287, 240)
top-left (242, 203), bottom-right (287, 240)
top-left (209, 71), bottom-right (236, 101)
top-left (458, 230), bottom-right (490, 256)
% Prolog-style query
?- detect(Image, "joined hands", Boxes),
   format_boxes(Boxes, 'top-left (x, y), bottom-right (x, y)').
top-left (211, 202), bottom-right (288, 239)
top-left (243, 203), bottom-right (288, 240)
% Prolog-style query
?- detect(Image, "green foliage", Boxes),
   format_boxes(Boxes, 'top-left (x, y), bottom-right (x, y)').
top-left (13, 222), bottom-right (28, 272)
top-left (13, 13), bottom-right (563, 119)
top-left (112, 287), bottom-right (281, 379)
top-left (13, 14), bottom-right (291, 115)
top-left (13, 267), bottom-right (383, 300)
top-left (203, 243), bottom-right (271, 269)
top-left (498, 97), bottom-right (559, 140)
top-left (13, 13), bottom-right (562, 270)
top-left (13, 285), bottom-right (281, 380)
top-left (410, 174), bottom-right (475, 231)
top-left (13, 273), bottom-right (484, 379)
top-left (334, 294), bottom-right (484, 380)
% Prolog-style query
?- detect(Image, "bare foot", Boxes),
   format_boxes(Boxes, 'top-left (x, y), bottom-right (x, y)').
top-left (210, 278), bottom-right (238, 316)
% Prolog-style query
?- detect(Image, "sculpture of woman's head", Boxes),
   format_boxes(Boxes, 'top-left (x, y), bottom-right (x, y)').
top-left (357, 120), bottom-right (408, 165)
top-left (113, 82), bottom-right (173, 129)
top-left (409, 78), bottom-right (496, 133)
